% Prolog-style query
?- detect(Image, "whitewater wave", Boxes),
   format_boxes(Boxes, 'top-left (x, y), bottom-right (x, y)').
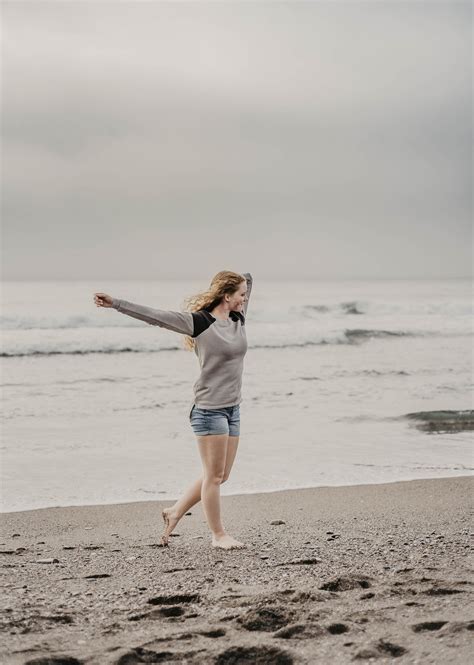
top-left (403, 410), bottom-right (474, 433)
top-left (303, 300), bottom-right (365, 316)
top-left (0, 327), bottom-right (455, 358)
top-left (3, 294), bottom-right (472, 332)
top-left (344, 328), bottom-right (413, 342)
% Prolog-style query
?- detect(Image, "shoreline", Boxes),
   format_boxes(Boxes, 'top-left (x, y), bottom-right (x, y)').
top-left (2, 472), bottom-right (473, 516)
top-left (1, 476), bottom-right (472, 664)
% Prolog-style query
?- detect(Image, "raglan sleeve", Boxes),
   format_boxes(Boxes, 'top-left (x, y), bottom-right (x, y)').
top-left (111, 298), bottom-right (194, 336)
top-left (242, 272), bottom-right (253, 317)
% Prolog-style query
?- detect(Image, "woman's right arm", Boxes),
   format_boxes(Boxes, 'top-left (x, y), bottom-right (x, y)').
top-left (94, 292), bottom-right (194, 336)
top-left (113, 299), bottom-right (195, 336)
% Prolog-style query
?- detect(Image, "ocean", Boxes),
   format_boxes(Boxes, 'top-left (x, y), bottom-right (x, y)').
top-left (1, 278), bottom-right (472, 513)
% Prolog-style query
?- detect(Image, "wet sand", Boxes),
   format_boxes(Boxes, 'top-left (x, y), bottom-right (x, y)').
top-left (1, 476), bottom-right (473, 664)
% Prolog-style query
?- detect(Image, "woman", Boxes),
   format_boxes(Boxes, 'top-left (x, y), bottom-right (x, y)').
top-left (93, 270), bottom-right (252, 551)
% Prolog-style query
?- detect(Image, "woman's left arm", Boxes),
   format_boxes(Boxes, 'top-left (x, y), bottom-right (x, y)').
top-left (242, 272), bottom-right (253, 317)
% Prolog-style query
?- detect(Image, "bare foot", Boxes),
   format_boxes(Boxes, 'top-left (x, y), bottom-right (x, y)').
top-left (161, 507), bottom-right (180, 546)
top-left (212, 534), bottom-right (246, 550)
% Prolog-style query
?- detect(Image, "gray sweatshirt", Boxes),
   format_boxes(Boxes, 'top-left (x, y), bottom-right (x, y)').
top-left (111, 273), bottom-right (253, 411)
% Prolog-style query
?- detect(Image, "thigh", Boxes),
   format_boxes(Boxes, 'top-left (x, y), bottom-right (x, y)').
top-left (197, 434), bottom-right (229, 480)
top-left (223, 436), bottom-right (240, 478)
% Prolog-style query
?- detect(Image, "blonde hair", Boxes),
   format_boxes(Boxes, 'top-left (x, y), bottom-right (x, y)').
top-left (181, 270), bottom-right (246, 351)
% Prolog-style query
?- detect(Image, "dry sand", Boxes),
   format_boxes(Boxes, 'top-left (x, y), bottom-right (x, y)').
top-left (1, 476), bottom-right (473, 664)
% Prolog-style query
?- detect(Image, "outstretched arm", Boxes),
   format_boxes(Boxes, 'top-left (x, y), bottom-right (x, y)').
top-left (242, 273), bottom-right (253, 317)
top-left (111, 298), bottom-right (194, 336)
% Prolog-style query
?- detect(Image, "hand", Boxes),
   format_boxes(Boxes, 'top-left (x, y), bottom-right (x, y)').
top-left (94, 292), bottom-right (114, 308)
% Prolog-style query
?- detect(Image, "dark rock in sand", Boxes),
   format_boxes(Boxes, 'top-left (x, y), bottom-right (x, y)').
top-left (270, 520), bottom-right (286, 525)
top-left (83, 573), bottom-right (111, 579)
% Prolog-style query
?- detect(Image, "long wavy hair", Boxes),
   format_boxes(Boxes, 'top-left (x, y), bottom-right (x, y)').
top-left (181, 270), bottom-right (246, 351)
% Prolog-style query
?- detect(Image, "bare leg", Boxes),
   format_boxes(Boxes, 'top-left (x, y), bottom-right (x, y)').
top-left (161, 436), bottom-right (241, 547)
top-left (198, 434), bottom-right (245, 550)
top-left (161, 476), bottom-right (203, 545)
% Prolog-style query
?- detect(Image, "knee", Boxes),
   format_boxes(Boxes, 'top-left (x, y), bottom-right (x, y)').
top-left (205, 475), bottom-right (226, 486)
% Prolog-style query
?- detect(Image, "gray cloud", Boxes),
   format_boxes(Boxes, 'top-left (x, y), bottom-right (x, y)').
top-left (2, 1), bottom-right (471, 280)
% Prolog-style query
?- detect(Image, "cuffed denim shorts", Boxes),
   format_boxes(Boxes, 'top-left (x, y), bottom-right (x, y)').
top-left (189, 404), bottom-right (240, 437)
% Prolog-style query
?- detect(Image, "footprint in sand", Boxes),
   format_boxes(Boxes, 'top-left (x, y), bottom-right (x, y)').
top-left (147, 592), bottom-right (201, 605)
top-left (319, 575), bottom-right (373, 592)
top-left (353, 638), bottom-right (408, 659)
top-left (159, 606), bottom-right (185, 617)
top-left (273, 623), bottom-right (325, 640)
top-left (113, 646), bottom-right (205, 664)
top-left (326, 622), bottom-right (350, 635)
top-left (128, 606), bottom-right (184, 621)
top-left (24, 657), bottom-right (83, 665)
top-left (411, 620), bottom-right (448, 632)
top-left (423, 585), bottom-right (466, 596)
top-left (196, 627), bottom-right (226, 638)
top-left (215, 645), bottom-right (294, 664)
top-left (237, 606), bottom-right (293, 632)
top-left (272, 623), bottom-right (306, 639)
top-left (359, 592), bottom-right (375, 599)
top-left (440, 620), bottom-right (474, 634)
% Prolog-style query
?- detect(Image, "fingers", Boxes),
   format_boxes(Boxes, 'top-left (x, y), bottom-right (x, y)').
top-left (94, 293), bottom-right (107, 307)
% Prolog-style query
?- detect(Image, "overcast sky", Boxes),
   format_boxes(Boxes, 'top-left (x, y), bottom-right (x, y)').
top-left (2, 1), bottom-right (472, 281)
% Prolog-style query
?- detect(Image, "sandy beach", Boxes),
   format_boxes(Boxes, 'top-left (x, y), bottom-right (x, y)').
top-left (1, 476), bottom-right (473, 664)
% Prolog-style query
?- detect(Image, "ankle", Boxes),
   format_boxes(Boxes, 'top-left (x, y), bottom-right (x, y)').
top-left (166, 506), bottom-right (180, 518)
top-left (212, 530), bottom-right (227, 539)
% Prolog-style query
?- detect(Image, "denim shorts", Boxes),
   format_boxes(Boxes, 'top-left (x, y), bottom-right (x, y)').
top-left (189, 404), bottom-right (240, 437)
